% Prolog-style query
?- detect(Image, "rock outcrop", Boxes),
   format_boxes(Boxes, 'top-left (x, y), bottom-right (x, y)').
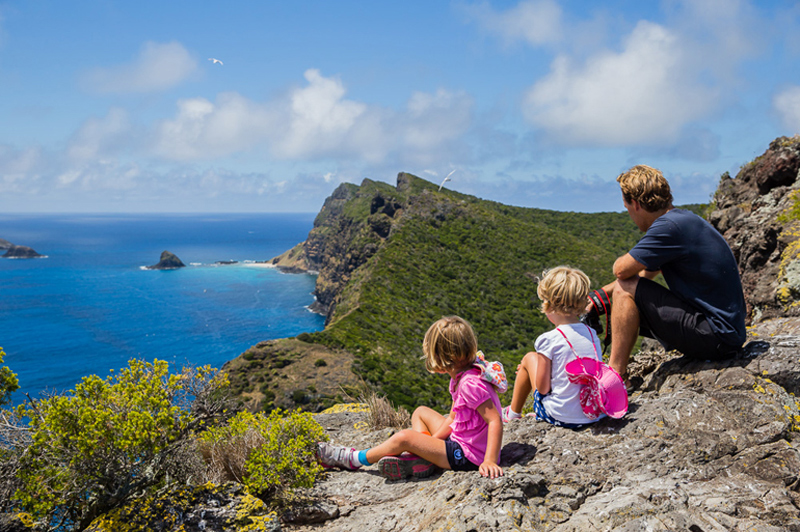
top-left (2, 245), bottom-right (43, 258)
top-left (284, 326), bottom-right (799, 532)
top-left (0, 239), bottom-right (12, 250)
top-left (709, 135), bottom-right (800, 322)
top-left (86, 482), bottom-right (280, 532)
top-left (148, 250), bottom-right (186, 270)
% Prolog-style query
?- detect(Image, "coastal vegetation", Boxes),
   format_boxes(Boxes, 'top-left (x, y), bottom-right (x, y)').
top-left (229, 173), bottom-right (644, 412)
top-left (0, 357), bottom-right (326, 531)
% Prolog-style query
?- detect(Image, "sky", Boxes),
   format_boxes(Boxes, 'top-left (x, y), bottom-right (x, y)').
top-left (1, 0), bottom-right (799, 214)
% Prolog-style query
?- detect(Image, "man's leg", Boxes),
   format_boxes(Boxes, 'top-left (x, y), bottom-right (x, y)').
top-left (608, 277), bottom-right (640, 378)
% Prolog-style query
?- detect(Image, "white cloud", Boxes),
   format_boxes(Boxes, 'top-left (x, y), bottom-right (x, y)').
top-left (153, 69), bottom-right (472, 165)
top-left (153, 92), bottom-right (275, 160)
top-left (462, 0), bottom-right (563, 47)
top-left (0, 145), bottom-right (45, 193)
top-left (83, 41), bottom-right (198, 94)
top-left (774, 86), bottom-right (800, 132)
top-left (523, 21), bottom-right (718, 147)
top-left (67, 108), bottom-right (131, 162)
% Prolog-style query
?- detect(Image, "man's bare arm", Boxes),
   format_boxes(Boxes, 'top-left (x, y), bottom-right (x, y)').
top-left (613, 253), bottom-right (648, 280)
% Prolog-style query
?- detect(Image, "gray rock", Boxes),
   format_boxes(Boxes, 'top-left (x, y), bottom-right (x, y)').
top-left (284, 320), bottom-right (800, 531)
top-left (148, 250), bottom-right (186, 270)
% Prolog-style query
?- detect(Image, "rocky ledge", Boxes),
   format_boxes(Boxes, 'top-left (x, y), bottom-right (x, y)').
top-left (280, 321), bottom-right (800, 532)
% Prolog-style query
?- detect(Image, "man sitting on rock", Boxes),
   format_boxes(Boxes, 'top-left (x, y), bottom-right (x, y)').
top-left (597, 165), bottom-right (747, 383)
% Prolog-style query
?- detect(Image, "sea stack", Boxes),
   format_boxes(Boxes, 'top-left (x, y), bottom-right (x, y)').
top-left (2, 245), bottom-right (43, 258)
top-left (148, 250), bottom-right (186, 270)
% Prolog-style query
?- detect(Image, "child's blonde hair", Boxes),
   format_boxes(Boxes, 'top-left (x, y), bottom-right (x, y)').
top-left (537, 266), bottom-right (591, 315)
top-left (423, 316), bottom-right (478, 373)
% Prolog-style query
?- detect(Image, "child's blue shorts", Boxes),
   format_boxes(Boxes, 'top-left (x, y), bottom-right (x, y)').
top-left (533, 390), bottom-right (592, 430)
top-left (444, 438), bottom-right (480, 472)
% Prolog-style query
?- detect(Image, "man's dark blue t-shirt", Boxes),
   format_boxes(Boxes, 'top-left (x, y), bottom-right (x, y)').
top-left (628, 208), bottom-right (746, 347)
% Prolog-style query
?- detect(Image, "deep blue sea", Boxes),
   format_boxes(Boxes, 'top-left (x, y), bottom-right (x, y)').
top-left (0, 213), bottom-right (324, 404)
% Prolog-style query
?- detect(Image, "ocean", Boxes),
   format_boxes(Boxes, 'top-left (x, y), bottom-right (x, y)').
top-left (0, 213), bottom-right (324, 404)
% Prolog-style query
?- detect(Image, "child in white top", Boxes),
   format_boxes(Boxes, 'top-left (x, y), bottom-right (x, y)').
top-left (503, 266), bottom-right (605, 429)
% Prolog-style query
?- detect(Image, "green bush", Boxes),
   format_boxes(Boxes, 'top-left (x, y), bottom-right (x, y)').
top-left (11, 359), bottom-right (229, 531)
top-left (199, 409), bottom-right (327, 504)
top-left (0, 347), bottom-right (19, 407)
top-left (314, 358), bottom-right (327, 367)
top-left (292, 389), bottom-right (307, 403)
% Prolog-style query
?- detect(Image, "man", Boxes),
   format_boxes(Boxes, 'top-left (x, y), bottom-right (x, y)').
top-left (599, 165), bottom-right (746, 381)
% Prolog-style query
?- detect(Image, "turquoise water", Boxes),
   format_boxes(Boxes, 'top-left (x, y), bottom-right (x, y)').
top-left (0, 213), bottom-right (324, 403)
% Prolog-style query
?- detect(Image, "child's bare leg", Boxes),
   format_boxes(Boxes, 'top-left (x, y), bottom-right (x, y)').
top-left (510, 351), bottom-right (537, 413)
top-left (411, 406), bottom-right (447, 435)
top-left (365, 430), bottom-right (450, 469)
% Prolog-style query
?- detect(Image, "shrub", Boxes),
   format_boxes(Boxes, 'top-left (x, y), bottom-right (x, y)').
top-left (314, 358), bottom-right (328, 367)
top-left (292, 389), bottom-right (307, 403)
top-left (0, 348), bottom-right (19, 407)
top-left (198, 409), bottom-right (327, 504)
top-left (10, 359), bottom-right (229, 531)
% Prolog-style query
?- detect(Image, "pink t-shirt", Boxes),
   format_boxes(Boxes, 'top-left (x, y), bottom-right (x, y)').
top-left (448, 367), bottom-right (502, 466)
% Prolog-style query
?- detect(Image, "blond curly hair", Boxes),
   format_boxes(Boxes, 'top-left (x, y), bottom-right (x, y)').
top-left (617, 165), bottom-right (673, 212)
top-left (537, 266), bottom-right (591, 316)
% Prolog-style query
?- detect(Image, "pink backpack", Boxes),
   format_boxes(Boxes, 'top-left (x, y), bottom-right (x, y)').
top-left (557, 326), bottom-right (628, 419)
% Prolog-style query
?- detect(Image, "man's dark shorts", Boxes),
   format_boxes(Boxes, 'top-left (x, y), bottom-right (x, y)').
top-left (635, 277), bottom-right (742, 360)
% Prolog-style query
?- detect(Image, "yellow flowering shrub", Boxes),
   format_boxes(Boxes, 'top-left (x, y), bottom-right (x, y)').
top-left (199, 409), bottom-right (328, 504)
top-left (11, 359), bottom-right (229, 531)
top-left (0, 347), bottom-right (19, 406)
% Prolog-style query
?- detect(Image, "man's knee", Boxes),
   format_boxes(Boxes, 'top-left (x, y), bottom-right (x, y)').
top-left (614, 277), bottom-right (639, 301)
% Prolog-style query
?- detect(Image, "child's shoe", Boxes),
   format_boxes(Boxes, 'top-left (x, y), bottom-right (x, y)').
top-left (378, 452), bottom-right (436, 480)
top-left (316, 442), bottom-right (360, 470)
top-left (502, 405), bottom-right (521, 423)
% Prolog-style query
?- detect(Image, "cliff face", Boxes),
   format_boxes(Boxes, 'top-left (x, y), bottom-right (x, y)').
top-left (709, 135), bottom-right (800, 322)
top-left (271, 178), bottom-right (407, 321)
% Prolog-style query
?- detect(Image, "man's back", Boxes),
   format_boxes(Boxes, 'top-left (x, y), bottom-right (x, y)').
top-left (629, 208), bottom-right (746, 347)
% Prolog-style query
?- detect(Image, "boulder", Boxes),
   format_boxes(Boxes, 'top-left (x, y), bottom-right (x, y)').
top-left (708, 135), bottom-right (800, 323)
top-left (148, 250), bottom-right (186, 270)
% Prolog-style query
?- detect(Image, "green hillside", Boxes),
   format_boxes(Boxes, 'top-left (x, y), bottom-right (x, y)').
top-left (227, 173), bottom-right (642, 412)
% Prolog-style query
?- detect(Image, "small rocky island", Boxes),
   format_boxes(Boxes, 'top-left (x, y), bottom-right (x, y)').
top-left (1, 243), bottom-right (44, 259)
top-left (147, 250), bottom-right (186, 270)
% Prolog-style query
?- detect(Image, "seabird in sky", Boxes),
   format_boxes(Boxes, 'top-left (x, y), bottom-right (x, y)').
top-left (438, 169), bottom-right (456, 192)
top-left (208, 58), bottom-right (223, 65)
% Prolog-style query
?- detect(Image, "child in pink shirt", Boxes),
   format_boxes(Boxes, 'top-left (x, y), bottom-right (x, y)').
top-left (317, 316), bottom-right (505, 480)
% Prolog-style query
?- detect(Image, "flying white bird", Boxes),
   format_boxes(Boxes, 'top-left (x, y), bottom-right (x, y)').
top-left (438, 169), bottom-right (457, 192)
top-left (208, 58), bottom-right (223, 65)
